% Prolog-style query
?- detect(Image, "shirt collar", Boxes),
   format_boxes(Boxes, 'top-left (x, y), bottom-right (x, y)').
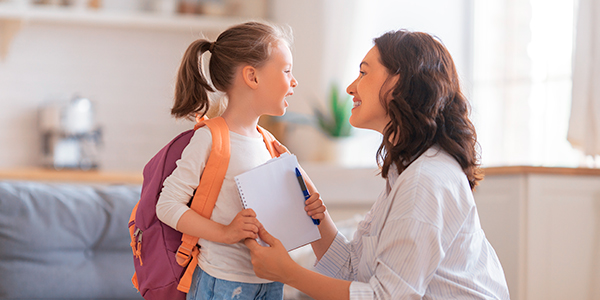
top-left (385, 164), bottom-right (400, 194)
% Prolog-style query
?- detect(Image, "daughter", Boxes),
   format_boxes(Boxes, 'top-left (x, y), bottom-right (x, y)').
top-left (156, 22), bottom-right (323, 300)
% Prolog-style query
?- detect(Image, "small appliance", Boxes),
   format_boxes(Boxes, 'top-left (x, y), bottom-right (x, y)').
top-left (38, 95), bottom-right (102, 170)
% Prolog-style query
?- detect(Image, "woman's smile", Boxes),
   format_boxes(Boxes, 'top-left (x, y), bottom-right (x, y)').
top-left (352, 98), bottom-right (362, 109)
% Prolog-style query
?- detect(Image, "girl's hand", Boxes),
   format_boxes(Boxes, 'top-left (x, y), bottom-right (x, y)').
top-left (245, 226), bottom-right (296, 283)
top-left (221, 209), bottom-right (261, 244)
top-left (273, 140), bottom-right (326, 221)
top-left (305, 192), bottom-right (326, 222)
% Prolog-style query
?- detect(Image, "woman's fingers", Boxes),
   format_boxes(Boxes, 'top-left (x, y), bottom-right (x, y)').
top-left (244, 237), bottom-right (260, 250)
top-left (257, 226), bottom-right (278, 247)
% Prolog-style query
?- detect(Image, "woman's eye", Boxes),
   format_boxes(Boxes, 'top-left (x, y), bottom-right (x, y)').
top-left (359, 71), bottom-right (366, 77)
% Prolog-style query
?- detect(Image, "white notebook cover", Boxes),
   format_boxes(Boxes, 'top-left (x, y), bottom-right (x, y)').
top-left (234, 153), bottom-right (321, 251)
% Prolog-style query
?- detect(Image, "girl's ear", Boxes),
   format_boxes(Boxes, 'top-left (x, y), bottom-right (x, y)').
top-left (242, 66), bottom-right (259, 89)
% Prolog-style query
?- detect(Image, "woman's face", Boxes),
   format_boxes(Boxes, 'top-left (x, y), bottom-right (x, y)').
top-left (346, 46), bottom-right (398, 133)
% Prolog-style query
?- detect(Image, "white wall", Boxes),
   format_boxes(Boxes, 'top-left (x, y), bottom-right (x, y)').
top-left (0, 20), bottom-right (213, 170)
top-left (0, 0), bottom-right (472, 172)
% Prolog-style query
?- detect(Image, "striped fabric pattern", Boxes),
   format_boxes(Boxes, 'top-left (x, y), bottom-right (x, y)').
top-left (315, 146), bottom-right (510, 300)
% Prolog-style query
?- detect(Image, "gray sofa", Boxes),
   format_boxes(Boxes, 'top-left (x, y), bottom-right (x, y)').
top-left (0, 180), bottom-right (144, 299)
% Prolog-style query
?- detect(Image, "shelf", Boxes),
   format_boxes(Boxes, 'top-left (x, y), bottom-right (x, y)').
top-left (0, 168), bottom-right (143, 184)
top-left (0, 4), bottom-right (245, 32)
top-left (482, 165), bottom-right (600, 176)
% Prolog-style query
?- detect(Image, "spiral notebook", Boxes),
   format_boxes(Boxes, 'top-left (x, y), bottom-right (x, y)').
top-left (235, 153), bottom-right (321, 251)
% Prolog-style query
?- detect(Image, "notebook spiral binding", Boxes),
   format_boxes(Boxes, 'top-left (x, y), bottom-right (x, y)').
top-left (235, 178), bottom-right (248, 208)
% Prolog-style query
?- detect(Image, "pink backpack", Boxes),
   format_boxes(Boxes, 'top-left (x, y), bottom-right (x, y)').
top-left (128, 117), bottom-right (278, 300)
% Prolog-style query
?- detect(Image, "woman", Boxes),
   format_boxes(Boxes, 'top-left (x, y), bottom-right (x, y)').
top-left (245, 29), bottom-right (510, 300)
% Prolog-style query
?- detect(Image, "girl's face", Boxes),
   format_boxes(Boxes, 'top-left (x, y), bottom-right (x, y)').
top-left (346, 46), bottom-right (397, 133)
top-left (255, 42), bottom-right (298, 116)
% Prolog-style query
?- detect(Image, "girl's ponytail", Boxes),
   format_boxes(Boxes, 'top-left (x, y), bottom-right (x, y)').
top-left (172, 39), bottom-right (214, 119)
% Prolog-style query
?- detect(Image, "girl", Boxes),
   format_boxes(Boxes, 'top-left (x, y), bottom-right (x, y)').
top-left (245, 29), bottom-right (511, 299)
top-left (156, 21), bottom-right (320, 300)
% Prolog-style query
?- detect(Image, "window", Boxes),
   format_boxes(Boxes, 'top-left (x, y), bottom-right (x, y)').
top-left (471, 0), bottom-right (582, 167)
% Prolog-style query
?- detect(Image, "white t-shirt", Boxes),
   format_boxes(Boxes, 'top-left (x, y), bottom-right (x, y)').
top-left (156, 126), bottom-right (273, 284)
top-left (315, 145), bottom-right (510, 299)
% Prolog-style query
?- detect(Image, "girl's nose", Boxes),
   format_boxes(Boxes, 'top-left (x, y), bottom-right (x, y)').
top-left (291, 76), bottom-right (298, 88)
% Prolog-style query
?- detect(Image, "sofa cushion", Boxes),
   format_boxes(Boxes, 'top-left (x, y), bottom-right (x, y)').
top-left (0, 180), bottom-right (143, 299)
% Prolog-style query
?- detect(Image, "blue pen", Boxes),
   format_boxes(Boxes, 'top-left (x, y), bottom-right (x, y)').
top-left (295, 167), bottom-right (320, 225)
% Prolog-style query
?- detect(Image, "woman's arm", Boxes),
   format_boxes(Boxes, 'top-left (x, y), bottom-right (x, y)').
top-left (245, 227), bottom-right (351, 300)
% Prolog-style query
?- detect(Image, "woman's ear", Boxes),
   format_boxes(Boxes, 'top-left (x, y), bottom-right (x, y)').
top-left (242, 66), bottom-right (259, 89)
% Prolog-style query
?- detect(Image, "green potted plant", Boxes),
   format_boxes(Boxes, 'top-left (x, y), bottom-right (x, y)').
top-left (313, 83), bottom-right (352, 138)
top-left (311, 83), bottom-right (354, 164)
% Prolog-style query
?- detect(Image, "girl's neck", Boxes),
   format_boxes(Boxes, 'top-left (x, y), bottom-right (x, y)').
top-left (220, 100), bottom-right (262, 138)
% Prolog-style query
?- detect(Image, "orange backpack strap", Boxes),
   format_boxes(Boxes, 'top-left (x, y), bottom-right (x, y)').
top-left (177, 116), bottom-right (230, 293)
top-left (176, 119), bottom-right (281, 293)
top-left (257, 125), bottom-right (280, 158)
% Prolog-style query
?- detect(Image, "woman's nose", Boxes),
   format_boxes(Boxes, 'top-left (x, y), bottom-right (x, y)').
top-left (347, 78), bottom-right (358, 95)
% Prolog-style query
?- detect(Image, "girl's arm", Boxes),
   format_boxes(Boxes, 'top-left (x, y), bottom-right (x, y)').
top-left (157, 128), bottom-right (260, 244)
top-left (246, 227), bottom-right (351, 300)
top-left (177, 208), bottom-right (260, 244)
top-left (305, 198), bottom-right (337, 260)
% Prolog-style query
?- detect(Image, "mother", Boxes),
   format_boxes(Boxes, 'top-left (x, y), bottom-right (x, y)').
top-left (245, 29), bottom-right (510, 300)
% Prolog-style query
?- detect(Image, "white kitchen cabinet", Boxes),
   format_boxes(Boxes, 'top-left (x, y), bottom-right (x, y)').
top-left (474, 167), bottom-right (600, 300)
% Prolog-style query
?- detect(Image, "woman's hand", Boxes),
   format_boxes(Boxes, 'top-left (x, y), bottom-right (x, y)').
top-left (305, 192), bottom-right (326, 222)
top-left (221, 208), bottom-right (261, 244)
top-left (244, 226), bottom-right (297, 283)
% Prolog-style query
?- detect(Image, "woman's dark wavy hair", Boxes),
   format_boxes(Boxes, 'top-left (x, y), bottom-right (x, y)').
top-left (374, 30), bottom-right (483, 190)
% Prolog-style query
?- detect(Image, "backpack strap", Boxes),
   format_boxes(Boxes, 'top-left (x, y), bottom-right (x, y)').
top-left (176, 118), bottom-right (281, 293)
top-left (177, 116), bottom-right (230, 293)
top-left (257, 125), bottom-right (280, 158)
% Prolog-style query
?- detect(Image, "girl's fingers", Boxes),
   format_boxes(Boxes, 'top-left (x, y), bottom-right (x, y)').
top-left (241, 208), bottom-right (256, 217)
top-left (244, 223), bottom-right (260, 233)
top-left (307, 205), bottom-right (326, 216)
top-left (305, 194), bottom-right (323, 209)
top-left (242, 216), bottom-right (261, 227)
top-left (304, 192), bottom-right (320, 205)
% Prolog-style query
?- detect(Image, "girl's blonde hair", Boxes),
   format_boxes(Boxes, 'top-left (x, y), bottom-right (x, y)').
top-left (171, 21), bottom-right (292, 120)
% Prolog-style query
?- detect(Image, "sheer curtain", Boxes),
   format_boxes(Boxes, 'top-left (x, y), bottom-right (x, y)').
top-left (471, 0), bottom-right (582, 167)
top-left (568, 0), bottom-right (600, 164)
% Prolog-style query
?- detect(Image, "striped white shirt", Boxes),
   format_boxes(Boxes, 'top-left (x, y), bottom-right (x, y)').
top-left (315, 146), bottom-right (510, 299)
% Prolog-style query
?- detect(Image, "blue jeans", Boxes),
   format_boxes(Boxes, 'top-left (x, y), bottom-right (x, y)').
top-left (187, 267), bottom-right (284, 300)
